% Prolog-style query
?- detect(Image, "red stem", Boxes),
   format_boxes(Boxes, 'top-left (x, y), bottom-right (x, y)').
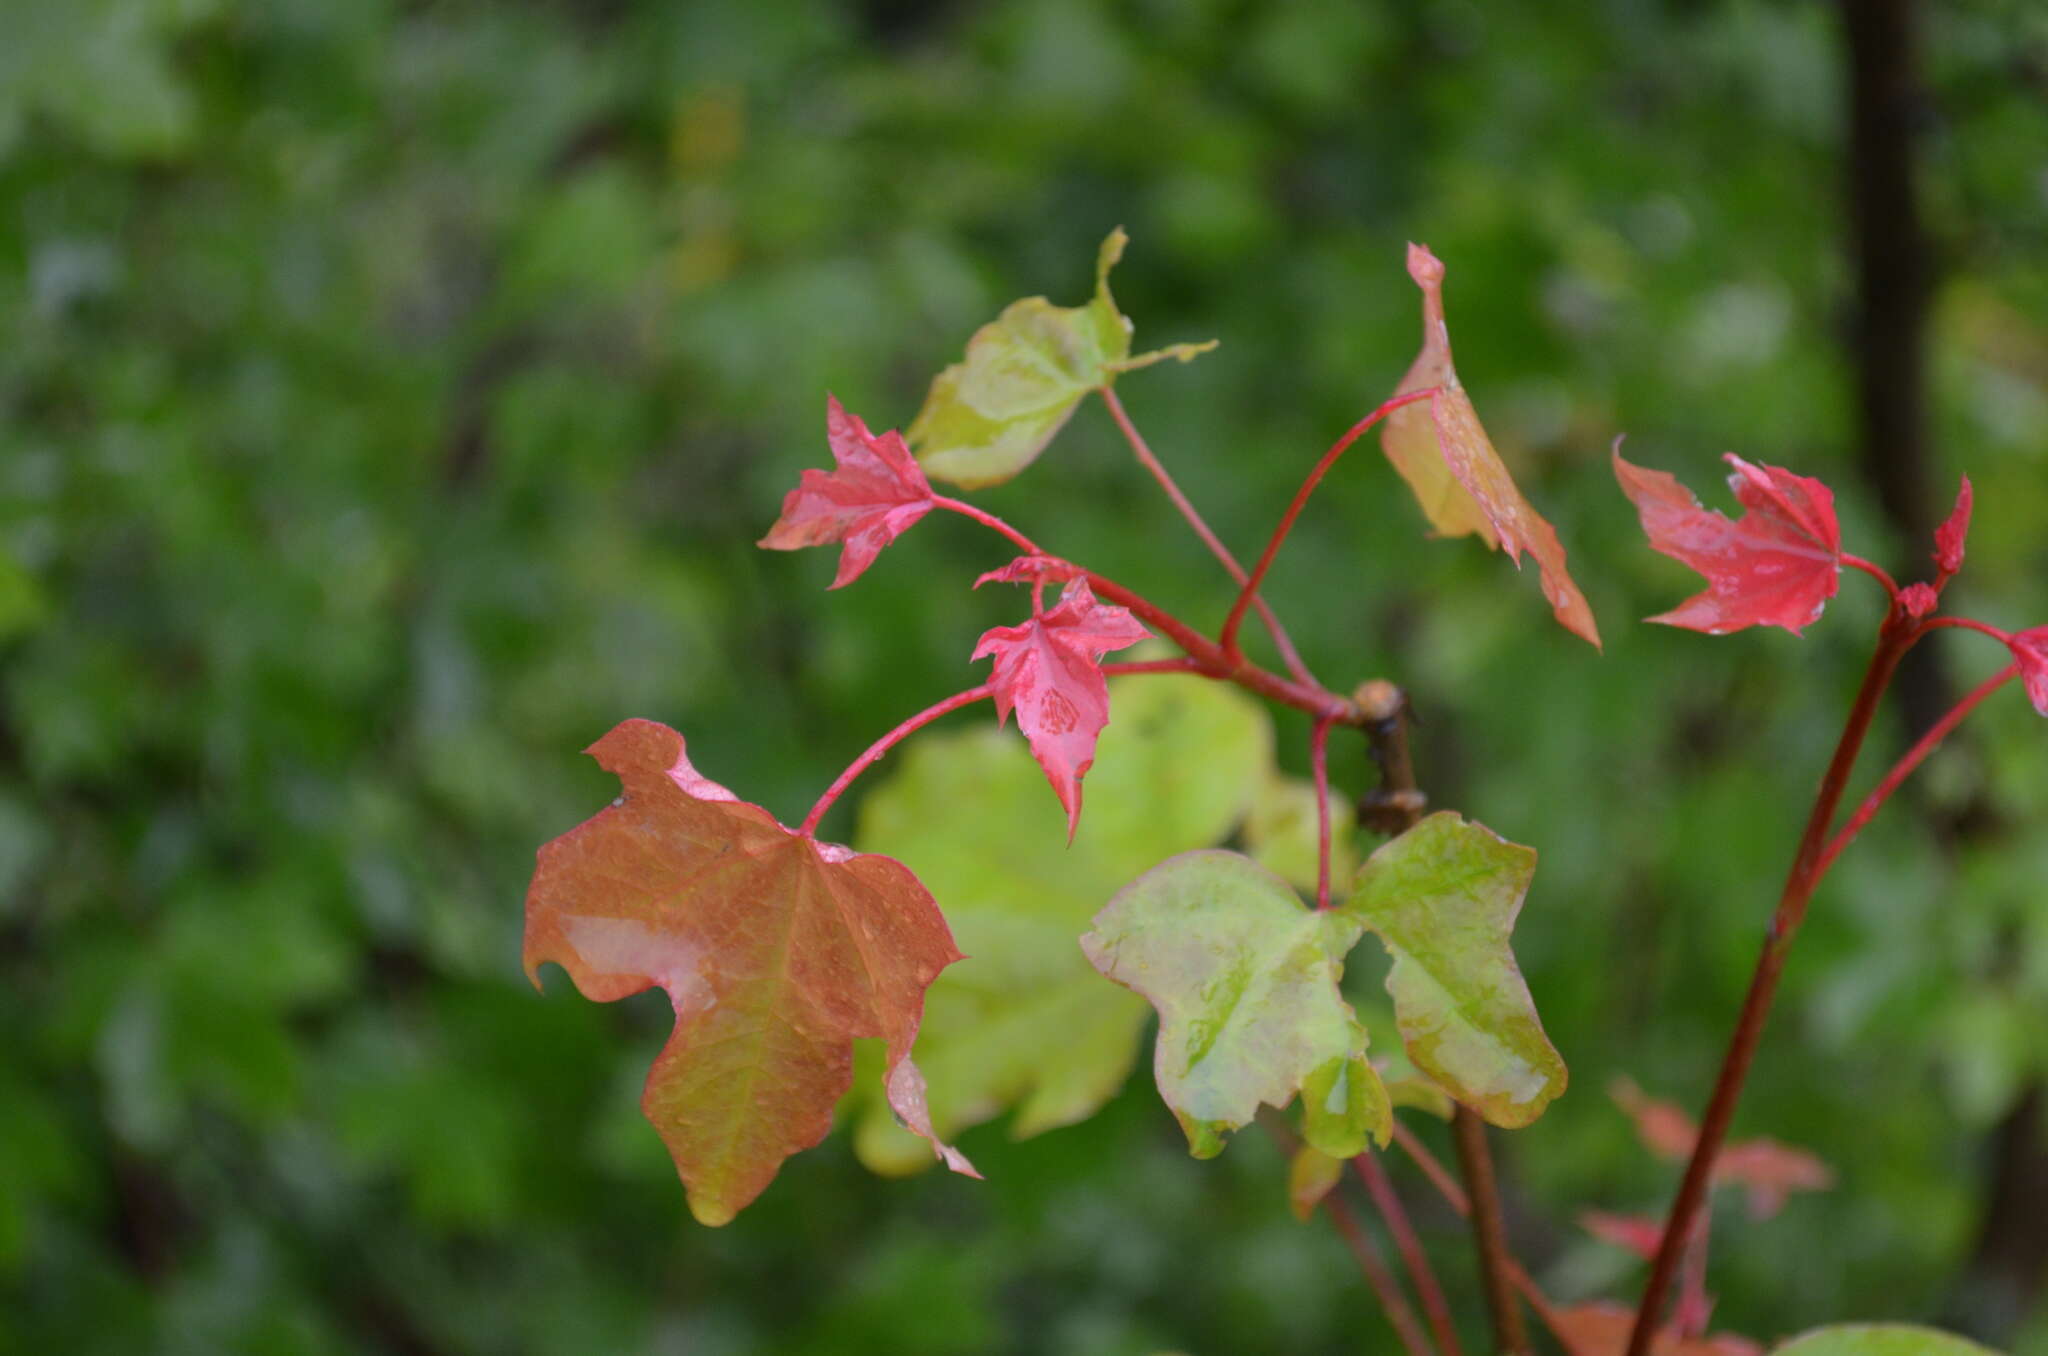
top-left (930, 499), bottom-right (1362, 726)
top-left (1386, 1120), bottom-right (1576, 1350)
top-left (1389, 1120), bottom-right (1468, 1216)
top-left (1312, 716), bottom-right (1336, 910)
top-left (1324, 1194), bottom-right (1438, 1356)
top-left (799, 684), bottom-right (994, 837)
top-left (1840, 551), bottom-right (1901, 600)
top-left (1098, 386), bottom-right (1319, 687)
top-left (1219, 388), bottom-right (1437, 660)
top-left (1354, 1152), bottom-right (1464, 1356)
top-left (1102, 657), bottom-right (1207, 678)
top-left (1813, 661), bottom-right (2018, 880)
top-left (1626, 617), bottom-right (1920, 1355)
top-left (1918, 615), bottom-right (2011, 643)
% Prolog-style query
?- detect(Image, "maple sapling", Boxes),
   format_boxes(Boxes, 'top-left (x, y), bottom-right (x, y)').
top-left (525, 231), bottom-right (2022, 1356)
top-left (1611, 453), bottom-right (2042, 1356)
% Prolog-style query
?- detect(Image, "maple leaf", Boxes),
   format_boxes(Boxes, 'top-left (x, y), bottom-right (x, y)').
top-left (1611, 1078), bottom-right (1833, 1218)
top-left (523, 719), bottom-right (974, 1226)
top-left (1381, 243), bottom-right (1601, 648)
top-left (847, 672), bottom-right (1272, 1173)
top-left (1082, 850), bottom-right (1392, 1159)
top-left (1774, 1325), bottom-right (2000, 1355)
top-left (1580, 1209), bottom-right (1668, 1261)
top-left (2007, 626), bottom-right (2048, 717)
top-left (1550, 1302), bottom-right (1762, 1356)
top-left (758, 395), bottom-right (935, 588)
top-left (1343, 812), bottom-right (1566, 1128)
top-left (1289, 1145), bottom-right (1346, 1222)
top-left (909, 228), bottom-right (1215, 489)
top-left (1613, 446), bottom-right (1843, 635)
top-left (972, 576), bottom-right (1150, 839)
top-left (1933, 474), bottom-right (1973, 578)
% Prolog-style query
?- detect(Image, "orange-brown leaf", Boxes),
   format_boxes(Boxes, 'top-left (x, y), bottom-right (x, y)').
top-left (1383, 243), bottom-right (1600, 648)
top-left (524, 719), bottom-right (975, 1225)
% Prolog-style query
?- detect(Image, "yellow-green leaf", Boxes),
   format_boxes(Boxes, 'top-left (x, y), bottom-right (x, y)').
top-left (909, 229), bottom-right (1212, 488)
top-left (1343, 811), bottom-right (1565, 1128)
top-left (1082, 850), bottom-right (1391, 1159)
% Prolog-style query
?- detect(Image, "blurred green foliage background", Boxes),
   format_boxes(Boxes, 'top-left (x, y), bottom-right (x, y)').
top-left (3, 0), bottom-right (2045, 1351)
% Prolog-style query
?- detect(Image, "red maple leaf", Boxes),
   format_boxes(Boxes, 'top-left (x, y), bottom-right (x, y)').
top-left (1613, 447), bottom-right (1842, 635)
top-left (1611, 1078), bottom-right (1832, 1219)
top-left (1549, 1302), bottom-right (1761, 1356)
top-left (971, 576), bottom-right (1149, 839)
top-left (524, 719), bottom-right (975, 1226)
top-left (1579, 1209), bottom-right (1667, 1262)
top-left (758, 396), bottom-right (936, 588)
top-left (2008, 627), bottom-right (2048, 717)
top-left (1933, 474), bottom-right (1973, 580)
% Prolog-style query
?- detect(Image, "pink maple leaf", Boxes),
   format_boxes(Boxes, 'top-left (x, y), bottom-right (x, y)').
top-left (1933, 475), bottom-right (1973, 580)
top-left (972, 576), bottom-right (1149, 840)
top-left (1580, 1210), bottom-right (1666, 1262)
top-left (2008, 627), bottom-right (2048, 717)
top-left (1611, 1078), bottom-right (1833, 1219)
top-left (759, 396), bottom-right (936, 588)
top-left (1613, 446), bottom-right (1842, 635)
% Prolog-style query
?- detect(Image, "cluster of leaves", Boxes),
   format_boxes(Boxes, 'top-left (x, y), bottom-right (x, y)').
top-left (527, 232), bottom-right (1576, 1226)
top-left (529, 226), bottom-right (2046, 1356)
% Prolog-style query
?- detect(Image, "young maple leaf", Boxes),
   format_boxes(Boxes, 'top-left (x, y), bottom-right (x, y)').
top-left (1550, 1302), bottom-right (1762, 1356)
top-left (1381, 242), bottom-right (1601, 648)
top-left (1612, 446), bottom-right (1842, 635)
top-left (524, 719), bottom-right (976, 1226)
top-left (972, 575), bottom-right (1149, 839)
top-left (1580, 1209), bottom-right (1668, 1262)
top-left (1611, 1078), bottom-right (1833, 1219)
top-left (758, 395), bottom-right (936, 588)
top-left (1933, 475), bottom-right (1973, 579)
top-left (2006, 627), bottom-right (2048, 717)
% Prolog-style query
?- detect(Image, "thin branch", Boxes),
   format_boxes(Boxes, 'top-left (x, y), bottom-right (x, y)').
top-left (1360, 682), bottom-right (1529, 1355)
top-left (1098, 385), bottom-right (1318, 686)
top-left (1312, 716), bottom-right (1336, 910)
top-left (1324, 1193), bottom-right (1439, 1356)
top-left (928, 501), bottom-right (1364, 726)
top-left (1626, 618), bottom-right (1919, 1354)
top-left (1840, 551), bottom-right (1902, 601)
top-left (1354, 1151), bottom-right (1464, 1356)
top-left (1813, 661), bottom-right (2018, 879)
top-left (1220, 388), bottom-right (1436, 660)
top-left (799, 684), bottom-right (994, 837)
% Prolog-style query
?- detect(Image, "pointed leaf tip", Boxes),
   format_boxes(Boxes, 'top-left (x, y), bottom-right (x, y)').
top-left (1382, 246), bottom-right (1600, 647)
top-left (1405, 241), bottom-right (1445, 288)
top-left (972, 577), bottom-right (1149, 839)
top-left (2008, 627), bottom-right (2048, 717)
top-left (1613, 445), bottom-right (1841, 635)
top-left (759, 396), bottom-right (935, 588)
top-left (525, 719), bottom-right (972, 1223)
top-left (1934, 474), bottom-right (1973, 578)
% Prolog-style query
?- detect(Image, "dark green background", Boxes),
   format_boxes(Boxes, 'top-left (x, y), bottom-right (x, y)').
top-left (3, 1), bottom-right (2045, 1351)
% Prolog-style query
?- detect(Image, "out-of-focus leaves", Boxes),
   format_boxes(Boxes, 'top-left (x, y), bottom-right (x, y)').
top-left (1287, 1145), bottom-right (1344, 1222)
top-left (1771, 1326), bottom-right (2000, 1355)
top-left (1083, 850), bottom-right (1391, 1159)
top-left (1244, 770), bottom-right (1358, 895)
